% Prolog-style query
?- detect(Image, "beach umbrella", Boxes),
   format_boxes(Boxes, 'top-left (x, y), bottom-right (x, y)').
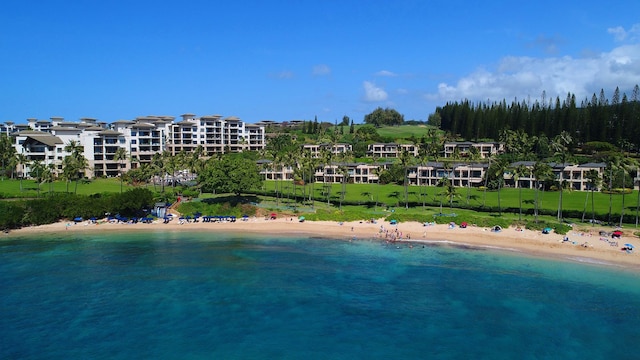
top-left (73, 217), bottom-right (83, 222)
top-left (625, 243), bottom-right (634, 249)
top-left (298, 216), bottom-right (305, 222)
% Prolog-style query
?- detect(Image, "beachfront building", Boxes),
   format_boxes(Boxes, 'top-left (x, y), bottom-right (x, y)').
top-left (167, 114), bottom-right (265, 156)
top-left (407, 162), bottom-right (488, 187)
top-left (11, 114), bottom-right (266, 179)
top-left (259, 159), bottom-right (611, 193)
top-left (443, 141), bottom-right (503, 159)
top-left (503, 161), bottom-right (607, 191)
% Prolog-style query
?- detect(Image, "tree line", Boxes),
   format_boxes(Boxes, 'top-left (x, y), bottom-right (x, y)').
top-left (436, 86), bottom-right (640, 150)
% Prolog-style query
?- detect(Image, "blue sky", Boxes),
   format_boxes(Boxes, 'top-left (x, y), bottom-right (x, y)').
top-left (2, 1), bottom-right (640, 124)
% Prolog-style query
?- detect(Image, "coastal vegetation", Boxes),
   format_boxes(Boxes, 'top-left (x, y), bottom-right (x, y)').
top-left (2, 87), bottom-right (640, 236)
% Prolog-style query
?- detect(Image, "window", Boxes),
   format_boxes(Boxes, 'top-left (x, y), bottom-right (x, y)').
top-left (131, 140), bottom-right (137, 144)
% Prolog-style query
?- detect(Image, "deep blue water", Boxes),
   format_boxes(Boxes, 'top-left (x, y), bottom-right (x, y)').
top-left (1, 231), bottom-right (639, 360)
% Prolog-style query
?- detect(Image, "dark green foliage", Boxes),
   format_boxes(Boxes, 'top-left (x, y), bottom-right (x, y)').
top-left (364, 107), bottom-right (404, 127)
top-left (110, 188), bottom-right (155, 217)
top-left (354, 125), bottom-right (382, 142)
top-left (437, 87), bottom-right (640, 148)
top-left (198, 154), bottom-right (263, 196)
top-left (178, 198), bottom-right (258, 218)
top-left (378, 164), bottom-right (405, 185)
top-left (0, 188), bottom-right (155, 229)
top-left (0, 201), bottom-right (24, 229)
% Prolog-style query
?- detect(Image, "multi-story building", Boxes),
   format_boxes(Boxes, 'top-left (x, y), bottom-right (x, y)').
top-left (168, 114), bottom-right (265, 156)
top-left (302, 143), bottom-right (353, 158)
top-left (443, 141), bottom-right (503, 159)
top-left (10, 113), bottom-right (266, 179)
top-left (367, 143), bottom-right (419, 158)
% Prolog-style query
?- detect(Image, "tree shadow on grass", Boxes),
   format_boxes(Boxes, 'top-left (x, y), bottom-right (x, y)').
top-left (201, 195), bottom-right (260, 206)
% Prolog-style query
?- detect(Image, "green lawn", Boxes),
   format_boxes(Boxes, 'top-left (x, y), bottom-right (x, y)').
top-left (375, 124), bottom-right (437, 140)
top-left (0, 178), bottom-right (135, 197)
top-left (259, 180), bottom-right (640, 222)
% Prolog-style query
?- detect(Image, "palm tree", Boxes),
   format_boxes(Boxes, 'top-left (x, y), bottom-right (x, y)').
top-left (0, 134), bottom-right (16, 181)
top-left (550, 131), bottom-right (573, 221)
top-left (113, 147), bottom-right (128, 193)
top-left (416, 145), bottom-right (430, 209)
top-left (466, 145), bottom-right (481, 205)
top-left (583, 169), bottom-right (601, 225)
top-left (618, 156), bottom-right (637, 227)
top-left (442, 177), bottom-right (458, 211)
top-left (15, 153), bottom-right (28, 192)
top-left (319, 146), bottom-right (333, 205)
top-left (482, 154), bottom-right (494, 208)
top-left (44, 163), bottom-right (56, 194)
top-left (532, 161), bottom-right (552, 223)
top-left (398, 148), bottom-right (414, 209)
top-left (512, 163), bottom-right (529, 221)
top-left (491, 157), bottom-right (510, 215)
top-left (151, 152), bottom-right (166, 192)
top-left (605, 154), bottom-right (622, 225)
top-left (72, 156), bottom-right (89, 194)
top-left (64, 140), bottom-right (88, 194)
top-left (30, 159), bottom-right (45, 197)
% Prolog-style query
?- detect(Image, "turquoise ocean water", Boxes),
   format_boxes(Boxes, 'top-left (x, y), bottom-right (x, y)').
top-left (1, 231), bottom-right (640, 360)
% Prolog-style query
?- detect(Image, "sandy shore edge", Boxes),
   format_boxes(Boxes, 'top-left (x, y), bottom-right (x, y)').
top-left (5, 216), bottom-right (639, 269)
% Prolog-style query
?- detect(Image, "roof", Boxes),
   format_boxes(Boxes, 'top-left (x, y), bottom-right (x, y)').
top-left (22, 134), bottom-right (63, 147)
top-left (83, 126), bottom-right (107, 131)
top-left (131, 122), bottom-right (155, 129)
top-left (98, 129), bottom-right (122, 136)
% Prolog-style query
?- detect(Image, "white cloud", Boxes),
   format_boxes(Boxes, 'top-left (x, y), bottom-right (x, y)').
top-left (363, 81), bottom-right (388, 102)
top-left (312, 64), bottom-right (331, 76)
top-left (375, 70), bottom-right (397, 77)
top-left (426, 44), bottom-right (640, 105)
top-left (608, 23), bottom-right (640, 42)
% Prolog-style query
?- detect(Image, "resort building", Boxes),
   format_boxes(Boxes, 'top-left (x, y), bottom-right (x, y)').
top-left (443, 141), bottom-right (503, 159)
top-left (504, 161), bottom-right (607, 191)
top-left (367, 143), bottom-right (419, 158)
top-left (10, 114), bottom-right (266, 180)
top-left (168, 114), bottom-right (265, 156)
top-left (302, 143), bottom-right (353, 158)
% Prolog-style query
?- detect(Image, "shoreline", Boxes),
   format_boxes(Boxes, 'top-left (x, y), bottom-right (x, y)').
top-left (5, 216), bottom-right (640, 270)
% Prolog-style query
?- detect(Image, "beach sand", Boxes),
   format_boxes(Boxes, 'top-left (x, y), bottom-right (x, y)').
top-left (6, 216), bottom-right (640, 269)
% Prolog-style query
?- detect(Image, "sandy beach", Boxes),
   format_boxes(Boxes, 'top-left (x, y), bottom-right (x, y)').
top-left (5, 215), bottom-right (639, 270)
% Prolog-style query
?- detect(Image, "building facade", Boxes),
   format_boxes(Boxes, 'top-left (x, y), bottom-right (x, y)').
top-left (10, 114), bottom-right (265, 179)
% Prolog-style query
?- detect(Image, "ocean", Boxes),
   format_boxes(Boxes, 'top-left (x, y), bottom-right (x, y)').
top-left (1, 231), bottom-right (639, 359)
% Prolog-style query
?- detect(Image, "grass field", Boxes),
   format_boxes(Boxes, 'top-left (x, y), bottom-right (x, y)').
top-left (0, 178), bottom-right (135, 197)
top-left (374, 124), bottom-right (436, 139)
top-left (3, 177), bottom-right (639, 228)
top-left (260, 180), bottom-right (640, 222)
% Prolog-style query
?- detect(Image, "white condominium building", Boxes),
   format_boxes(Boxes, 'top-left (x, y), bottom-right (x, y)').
top-left (10, 114), bottom-right (265, 179)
